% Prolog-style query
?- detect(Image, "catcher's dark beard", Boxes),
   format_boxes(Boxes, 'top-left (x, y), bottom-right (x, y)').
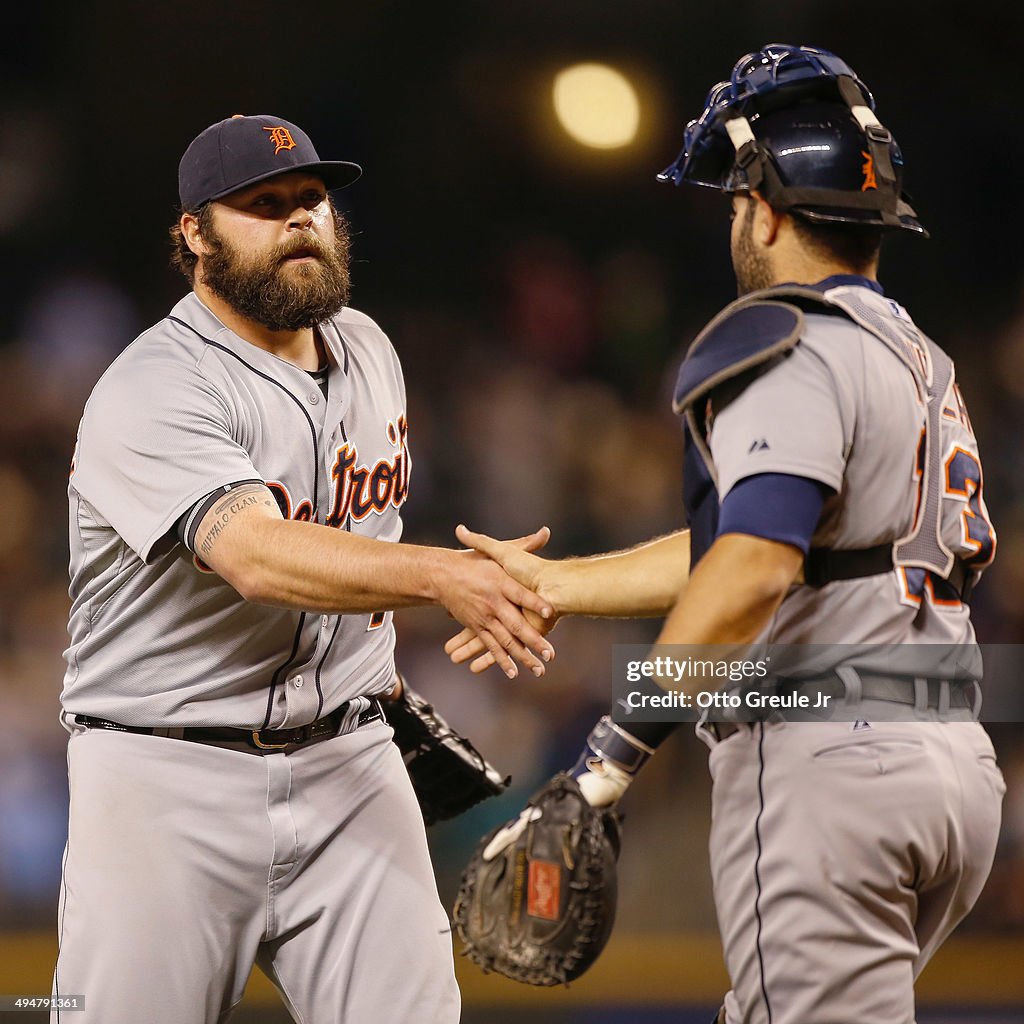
top-left (199, 214), bottom-right (351, 332)
top-left (732, 197), bottom-right (774, 296)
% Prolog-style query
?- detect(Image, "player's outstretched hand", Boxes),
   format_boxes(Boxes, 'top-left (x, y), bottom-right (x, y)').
top-left (436, 526), bottom-right (556, 679)
top-left (444, 524), bottom-right (562, 675)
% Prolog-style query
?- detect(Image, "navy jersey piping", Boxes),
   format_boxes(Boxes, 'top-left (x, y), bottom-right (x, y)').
top-left (314, 617), bottom-right (344, 720)
top-left (267, 615), bottom-right (309, 730)
top-left (166, 314), bottom-right (322, 730)
top-left (336, 329), bottom-right (351, 375)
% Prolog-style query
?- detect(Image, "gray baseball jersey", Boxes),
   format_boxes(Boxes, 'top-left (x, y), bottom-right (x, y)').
top-left (64, 292), bottom-right (410, 729)
top-left (707, 282), bottom-right (994, 653)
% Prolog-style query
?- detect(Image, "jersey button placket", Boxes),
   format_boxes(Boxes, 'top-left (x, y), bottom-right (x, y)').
top-left (290, 674), bottom-right (304, 689)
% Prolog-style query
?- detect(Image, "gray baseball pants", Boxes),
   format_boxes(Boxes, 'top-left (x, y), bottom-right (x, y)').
top-left (51, 718), bottom-right (460, 1023)
top-left (705, 715), bottom-right (1004, 1024)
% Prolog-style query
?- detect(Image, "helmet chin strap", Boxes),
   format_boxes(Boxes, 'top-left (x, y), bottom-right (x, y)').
top-left (721, 84), bottom-right (908, 229)
top-left (836, 75), bottom-right (901, 227)
top-left (724, 115), bottom-right (765, 192)
top-left (724, 115), bottom-right (756, 151)
top-left (723, 114), bottom-right (776, 198)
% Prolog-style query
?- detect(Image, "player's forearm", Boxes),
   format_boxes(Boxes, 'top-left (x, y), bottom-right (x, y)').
top-left (547, 530), bottom-right (691, 617)
top-left (652, 533), bottom-right (803, 685)
top-left (221, 517), bottom-right (452, 613)
top-left (194, 485), bottom-right (554, 677)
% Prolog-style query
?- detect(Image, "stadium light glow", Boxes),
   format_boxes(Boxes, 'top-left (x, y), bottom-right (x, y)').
top-left (552, 63), bottom-right (640, 150)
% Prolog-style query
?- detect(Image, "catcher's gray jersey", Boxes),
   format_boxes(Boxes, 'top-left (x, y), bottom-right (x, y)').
top-left (679, 280), bottom-right (1003, 1024)
top-left (706, 282), bottom-right (994, 650)
top-left (64, 293), bottom-right (410, 728)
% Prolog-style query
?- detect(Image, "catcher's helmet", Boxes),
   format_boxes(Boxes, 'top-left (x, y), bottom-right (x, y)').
top-left (658, 44), bottom-right (926, 235)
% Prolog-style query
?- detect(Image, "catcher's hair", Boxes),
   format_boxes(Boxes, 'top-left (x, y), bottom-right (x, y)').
top-left (169, 204), bottom-right (215, 285)
top-left (791, 216), bottom-right (884, 273)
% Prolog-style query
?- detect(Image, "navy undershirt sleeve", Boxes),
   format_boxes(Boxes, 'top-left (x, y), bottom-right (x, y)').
top-left (717, 472), bottom-right (831, 553)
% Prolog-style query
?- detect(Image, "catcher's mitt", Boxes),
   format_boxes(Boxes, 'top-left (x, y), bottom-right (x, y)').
top-left (453, 772), bottom-right (622, 986)
top-left (383, 674), bottom-right (509, 825)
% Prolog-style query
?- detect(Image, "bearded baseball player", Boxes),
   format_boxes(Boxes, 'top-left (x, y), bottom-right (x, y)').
top-left (53, 113), bottom-right (556, 1024)
top-left (448, 45), bottom-right (1006, 1023)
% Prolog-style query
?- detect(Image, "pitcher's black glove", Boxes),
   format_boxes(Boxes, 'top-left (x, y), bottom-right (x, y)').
top-left (453, 773), bottom-right (621, 986)
top-left (383, 674), bottom-right (509, 825)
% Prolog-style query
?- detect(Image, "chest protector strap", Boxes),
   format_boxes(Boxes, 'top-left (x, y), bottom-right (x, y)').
top-left (786, 284), bottom-right (957, 579)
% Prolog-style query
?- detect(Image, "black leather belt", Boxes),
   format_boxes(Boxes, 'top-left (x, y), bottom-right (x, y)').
top-left (75, 700), bottom-right (385, 756)
top-left (705, 674), bottom-right (977, 743)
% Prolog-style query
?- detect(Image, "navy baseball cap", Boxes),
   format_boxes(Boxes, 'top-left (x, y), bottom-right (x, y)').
top-left (178, 114), bottom-right (362, 211)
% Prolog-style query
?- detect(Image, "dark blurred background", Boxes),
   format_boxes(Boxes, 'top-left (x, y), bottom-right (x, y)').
top-left (2, 1), bottom-right (1023, 1020)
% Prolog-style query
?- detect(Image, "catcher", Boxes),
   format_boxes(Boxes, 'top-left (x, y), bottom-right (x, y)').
top-left (451, 41), bottom-right (1004, 1024)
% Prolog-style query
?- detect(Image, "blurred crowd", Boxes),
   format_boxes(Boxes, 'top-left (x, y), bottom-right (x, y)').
top-left (1, 221), bottom-right (1024, 938)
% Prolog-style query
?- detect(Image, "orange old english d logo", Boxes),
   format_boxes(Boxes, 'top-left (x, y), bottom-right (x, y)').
top-left (860, 150), bottom-right (878, 192)
top-left (264, 126), bottom-right (297, 156)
